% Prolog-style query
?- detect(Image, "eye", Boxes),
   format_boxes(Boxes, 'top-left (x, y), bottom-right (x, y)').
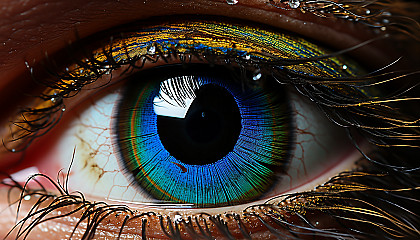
top-left (1, 2), bottom-right (419, 239)
top-left (35, 63), bottom-right (357, 208)
top-left (2, 17), bottom-right (363, 208)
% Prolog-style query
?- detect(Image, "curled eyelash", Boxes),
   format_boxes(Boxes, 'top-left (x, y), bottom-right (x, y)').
top-left (270, 0), bottom-right (420, 41)
top-left (1, 150), bottom-right (418, 239)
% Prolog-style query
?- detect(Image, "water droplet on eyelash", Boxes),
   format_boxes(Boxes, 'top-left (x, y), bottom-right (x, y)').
top-left (62, 108), bottom-right (66, 112)
top-left (253, 70), bottom-right (262, 81)
top-left (245, 55), bottom-right (251, 60)
top-left (288, 0), bottom-right (300, 8)
top-left (382, 19), bottom-right (390, 24)
top-left (226, 0), bottom-right (238, 5)
top-left (342, 65), bottom-right (348, 70)
top-left (51, 97), bottom-right (56, 103)
top-left (11, 149), bottom-right (16, 152)
top-left (381, 26), bottom-right (387, 31)
top-left (23, 195), bottom-right (31, 201)
top-left (174, 214), bottom-right (182, 223)
top-left (147, 46), bottom-right (156, 55)
top-left (103, 68), bottom-right (112, 75)
top-left (365, 10), bottom-right (371, 15)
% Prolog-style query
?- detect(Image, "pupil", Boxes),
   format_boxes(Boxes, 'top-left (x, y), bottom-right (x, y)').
top-left (157, 84), bottom-right (242, 165)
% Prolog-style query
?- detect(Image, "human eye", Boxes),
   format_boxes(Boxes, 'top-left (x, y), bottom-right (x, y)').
top-left (1, 1), bottom-right (419, 239)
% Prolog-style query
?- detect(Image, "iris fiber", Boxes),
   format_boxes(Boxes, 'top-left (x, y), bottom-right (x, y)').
top-left (116, 66), bottom-right (290, 207)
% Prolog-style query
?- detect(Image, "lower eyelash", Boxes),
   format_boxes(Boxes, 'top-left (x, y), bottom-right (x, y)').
top-left (2, 150), bottom-right (419, 239)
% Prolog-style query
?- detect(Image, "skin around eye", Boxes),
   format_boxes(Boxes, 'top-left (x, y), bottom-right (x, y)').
top-left (1, 1), bottom-right (420, 240)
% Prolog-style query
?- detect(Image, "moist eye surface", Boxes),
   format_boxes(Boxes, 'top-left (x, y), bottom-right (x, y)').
top-left (115, 65), bottom-right (291, 207)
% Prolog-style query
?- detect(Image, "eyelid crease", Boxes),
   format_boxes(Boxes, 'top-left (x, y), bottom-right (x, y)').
top-left (1, 17), bottom-right (363, 154)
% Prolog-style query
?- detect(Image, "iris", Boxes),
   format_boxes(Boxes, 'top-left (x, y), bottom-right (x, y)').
top-left (115, 65), bottom-right (291, 207)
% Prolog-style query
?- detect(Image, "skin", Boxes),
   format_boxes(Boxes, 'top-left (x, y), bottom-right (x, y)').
top-left (0, 0), bottom-right (419, 239)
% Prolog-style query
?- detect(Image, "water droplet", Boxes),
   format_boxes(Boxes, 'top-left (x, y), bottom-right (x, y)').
top-left (288, 0), bottom-right (300, 8)
top-left (11, 149), bottom-right (16, 153)
top-left (365, 10), bottom-right (371, 15)
top-left (245, 55), bottom-right (251, 60)
top-left (381, 26), bottom-right (387, 31)
top-left (147, 46), bottom-right (156, 55)
top-left (62, 108), bottom-right (66, 112)
top-left (201, 112), bottom-right (206, 118)
top-left (51, 97), bottom-right (56, 103)
top-left (226, 0), bottom-right (238, 5)
top-left (24, 195), bottom-right (31, 201)
top-left (174, 214), bottom-right (182, 223)
top-left (253, 71), bottom-right (262, 81)
top-left (342, 65), bottom-right (348, 70)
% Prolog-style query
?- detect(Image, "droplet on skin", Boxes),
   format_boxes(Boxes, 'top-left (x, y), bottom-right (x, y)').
top-left (288, 0), bottom-right (300, 9)
top-left (147, 46), bottom-right (156, 55)
top-left (226, 0), bottom-right (238, 5)
top-left (253, 71), bottom-right (262, 81)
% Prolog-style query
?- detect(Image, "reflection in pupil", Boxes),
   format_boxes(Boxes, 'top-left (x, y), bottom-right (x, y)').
top-left (157, 84), bottom-right (242, 165)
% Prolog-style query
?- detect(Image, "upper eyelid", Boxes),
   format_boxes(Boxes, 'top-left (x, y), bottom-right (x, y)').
top-left (0, 0), bottom-right (407, 86)
top-left (0, 1), bottom-right (416, 154)
top-left (0, 16), bottom-right (367, 154)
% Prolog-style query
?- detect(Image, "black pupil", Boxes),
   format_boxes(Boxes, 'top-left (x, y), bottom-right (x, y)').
top-left (157, 84), bottom-right (242, 165)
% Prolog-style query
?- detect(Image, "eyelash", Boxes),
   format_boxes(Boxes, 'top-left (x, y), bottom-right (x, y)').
top-left (2, 15), bottom-right (420, 239)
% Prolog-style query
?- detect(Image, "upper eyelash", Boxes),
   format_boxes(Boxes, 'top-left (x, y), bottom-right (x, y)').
top-left (0, 16), bottom-right (418, 172)
top-left (3, 17), bottom-right (361, 153)
top-left (271, 0), bottom-right (420, 41)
